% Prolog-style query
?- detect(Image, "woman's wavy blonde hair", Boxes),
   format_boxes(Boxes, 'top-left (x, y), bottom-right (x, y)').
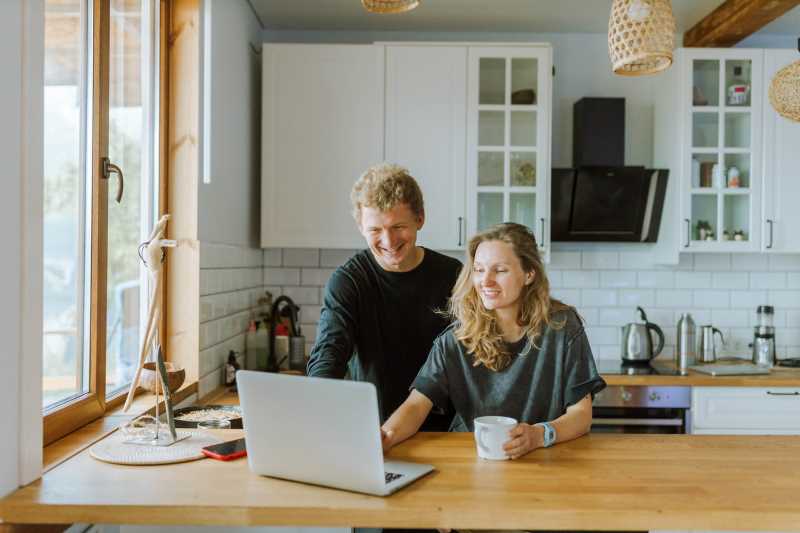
top-left (449, 223), bottom-right (571, 371)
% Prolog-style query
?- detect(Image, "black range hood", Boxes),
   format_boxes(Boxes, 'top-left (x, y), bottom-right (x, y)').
top-left (551, 97), bottom-right (669, 243)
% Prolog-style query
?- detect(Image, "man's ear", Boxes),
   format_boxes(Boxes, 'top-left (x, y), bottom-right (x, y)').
top-left (416, 210), bottom-right (425, 230)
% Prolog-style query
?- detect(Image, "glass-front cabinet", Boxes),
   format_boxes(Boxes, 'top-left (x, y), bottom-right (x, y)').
top-left (681, 49), bottom-right (762, 251)
top-left (467, 46), bottom-right (552, 261)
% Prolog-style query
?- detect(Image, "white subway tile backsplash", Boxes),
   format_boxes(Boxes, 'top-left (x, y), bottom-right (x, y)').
top-left (729, 290), bottom-right (768, 309)
top-left (655, 289), bottom-right (693, 308)
top-left (712, 272), bottom-right (749, 290)
top-left (552, 288), bottom-right (581, 306)
top-left (731, 253), bottom-right (769, 272)
top-left (300, 304), bottom-right (323, 324)
top-left (264, 268), bottom-right (300, 286)
top-left (563, 271), bottom-right (599, 288)
top-left (693, 253), bottom-right (731, 272)
top-left (750, 272), bottom-right (787, 290)
top-left (283, 286), bottom-right (320, 305)
top-left (769, 255), bottom-right (800, 272)
top-left (617, 251), bottom-right (659, 270)
top-left (592, 344), bottom-right (622, 360)
top-left (788, 273), bottom-right (800, 289)
top-left (283, 248), bottom-right (320, 267)
top-left (638, 271), bottom-right (675, 289)
top-left (597, 307), bottom-right (637, 327)
top-left (320, 249), bottom-right (358, 267)
top-left (577, 308), bottom-right (599, 326)
top-left (585, 326), bottom-right (620, 346)
top-left (600, 271), bottom-right (637, 289)
top-left (545, 270), bottom-right (564, 288)
top-left (788, 311), bottom-right (800, 328)
top-left (619, 289), bottom-right (655, 308)
top-left (711, 309), bottom-right (749, 327)
top-left (771, 290), bottom-right (800, 308)
top-left (581, 289), bottom-right (616, 307)
top-left (676, 271), bottom-right (712, 289)
top-left (582, 252), bottom-right (619, 270)
top-left (550, 251), bottom-right (582, 269)
top-left (264, 248), bottom-right (282, 267)
top-left (301, 268), bottom-right (336, 287)
top-left (692, 290), bottom-right (730, 309)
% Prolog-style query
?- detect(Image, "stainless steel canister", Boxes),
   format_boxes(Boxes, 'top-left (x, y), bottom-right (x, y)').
top-left (289, 335), bottom-right (306, 371)
top-left (675, 313), bottom-right (696, 374)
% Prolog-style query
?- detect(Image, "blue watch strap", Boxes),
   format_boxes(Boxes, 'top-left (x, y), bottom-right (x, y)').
top-left (536, 421), bottom-right (556, 447)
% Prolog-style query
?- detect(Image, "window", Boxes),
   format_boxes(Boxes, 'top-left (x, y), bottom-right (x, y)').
top-left (43, 0), bottom-right (163, 445)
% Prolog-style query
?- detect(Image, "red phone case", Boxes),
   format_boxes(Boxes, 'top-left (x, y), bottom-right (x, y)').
top-left (201, 440), bottom-right (247, 461)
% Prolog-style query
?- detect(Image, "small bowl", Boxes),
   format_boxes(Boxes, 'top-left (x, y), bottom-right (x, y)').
top-left (140, 362), bottom-right (186, 394)
top-left (197, 419), bottom-right (232, 430)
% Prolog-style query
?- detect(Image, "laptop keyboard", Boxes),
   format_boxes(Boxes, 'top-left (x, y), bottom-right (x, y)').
top-left (385, 472), bottom-right (403, 484)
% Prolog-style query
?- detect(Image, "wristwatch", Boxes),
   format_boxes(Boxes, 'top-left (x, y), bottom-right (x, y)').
top-left (535, 421), bottom-right (556, 448)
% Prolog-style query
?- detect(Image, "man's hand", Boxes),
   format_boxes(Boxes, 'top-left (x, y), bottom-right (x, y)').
top-left (502, 423), bottom-right (544, 459)
top-left (381, 427), bottom-right (395, 451)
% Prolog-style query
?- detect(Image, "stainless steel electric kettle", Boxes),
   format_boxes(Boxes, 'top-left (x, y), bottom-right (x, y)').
top-left (621, 306), bottom-right (665, 362)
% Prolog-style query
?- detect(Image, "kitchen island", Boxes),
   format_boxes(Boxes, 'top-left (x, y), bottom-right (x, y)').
top-left (2, 431), bottom-right (800, 531)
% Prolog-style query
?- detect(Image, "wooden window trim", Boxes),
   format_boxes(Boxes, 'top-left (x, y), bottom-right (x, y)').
top-left (43, 0), bottom-right (171, 446)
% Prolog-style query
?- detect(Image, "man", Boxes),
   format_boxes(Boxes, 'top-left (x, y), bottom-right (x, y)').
top-left (307, 163), bottom-right (462, 431)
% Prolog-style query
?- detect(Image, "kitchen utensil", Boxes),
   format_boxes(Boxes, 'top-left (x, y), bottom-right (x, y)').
top-left (698, 325), bottom-right (724, 363)
top-left (269, 295), bottom-right (301, 372)
top-left (751, 305), bottom-right (776, 368)
top-left (621, 306), bottom-right (665, 362)
top-left (675, 312), bottom-right (696, 374)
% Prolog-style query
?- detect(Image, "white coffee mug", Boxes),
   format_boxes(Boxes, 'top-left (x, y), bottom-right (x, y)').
top-left (474, 416), bottom-right (517, 460)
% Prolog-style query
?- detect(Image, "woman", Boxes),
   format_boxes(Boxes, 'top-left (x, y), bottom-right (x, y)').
top-left (381, 223), bottom-right (605, 459)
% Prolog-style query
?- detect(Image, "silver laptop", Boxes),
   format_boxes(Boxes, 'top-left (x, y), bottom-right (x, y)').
top-left (237, 370), bottom-right (435, 496)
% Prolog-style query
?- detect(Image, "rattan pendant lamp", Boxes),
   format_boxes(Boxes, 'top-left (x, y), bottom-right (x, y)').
top-left (768, 38), bottom-right (800, 122)
top-left (361, 0), bottom-right (419, 13)
top-left (608, 0), bottom-right (676, 76)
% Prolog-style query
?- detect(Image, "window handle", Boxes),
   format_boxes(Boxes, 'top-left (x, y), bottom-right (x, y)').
top-left (457, 216), bottom-right (463, 247)
top-left (102, 157), bottom-right (124, 203)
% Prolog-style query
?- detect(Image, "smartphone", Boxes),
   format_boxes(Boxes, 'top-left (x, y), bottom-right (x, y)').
top-left (201, 438), bottom-right (247, 461)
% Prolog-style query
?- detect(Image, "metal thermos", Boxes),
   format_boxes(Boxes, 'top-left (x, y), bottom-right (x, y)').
top-left (289, 335), bottom-right (306, 371)
top-left (675, 313), bottom-right (696, 374)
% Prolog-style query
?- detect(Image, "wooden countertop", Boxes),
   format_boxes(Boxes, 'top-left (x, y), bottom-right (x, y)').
top-left (3, 432), bottom-right (800, 531)
top-left (601, 362), bottom-right (800, 387)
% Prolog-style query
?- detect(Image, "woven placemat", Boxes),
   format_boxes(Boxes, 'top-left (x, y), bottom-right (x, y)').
top-left (90, 429), bottom-right (221, 465)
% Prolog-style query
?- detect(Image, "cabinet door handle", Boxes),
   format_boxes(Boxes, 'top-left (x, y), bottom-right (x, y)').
top-left (539, 217), bottom-right (546, 250)
top-left (457, 216), bottom-right (463, 247)
top-left (684, 218), bottom-right (691, 248)
top-left (766, 219), bottom-right (774, 249)
top-left (766, 391), bottom-right (799, 396)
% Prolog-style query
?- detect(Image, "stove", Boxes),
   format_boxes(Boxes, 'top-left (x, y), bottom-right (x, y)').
top-left (596, 359), bottom-right (683, 376)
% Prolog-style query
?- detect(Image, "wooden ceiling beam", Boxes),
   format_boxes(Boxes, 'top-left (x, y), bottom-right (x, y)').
top-left (684, 0), bottom-right (800, 48)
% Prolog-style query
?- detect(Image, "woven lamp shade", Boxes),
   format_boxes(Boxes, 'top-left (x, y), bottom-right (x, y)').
top-left (608, 0), bottom-right (676, 76)
top-left (361, 0), bottom-right (419, 13)
top-left (769, 59), bottom-right (800, 122)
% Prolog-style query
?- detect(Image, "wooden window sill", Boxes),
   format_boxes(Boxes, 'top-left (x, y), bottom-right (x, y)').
top-left (43, 382), bottom-right (199, 472)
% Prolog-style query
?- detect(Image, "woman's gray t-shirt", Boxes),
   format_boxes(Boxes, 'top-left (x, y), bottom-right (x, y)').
top-left (411, 310), bottom-right (606, 432)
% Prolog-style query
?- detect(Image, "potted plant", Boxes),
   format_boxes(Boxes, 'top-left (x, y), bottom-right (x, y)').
top-left (696, 220), bottom-right (712, 241)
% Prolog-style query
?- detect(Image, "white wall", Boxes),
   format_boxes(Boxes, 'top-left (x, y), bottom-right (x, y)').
top-left (0, 0), bottom-right (44, 497)
top-left (199, 0), bottom-right (263, 247)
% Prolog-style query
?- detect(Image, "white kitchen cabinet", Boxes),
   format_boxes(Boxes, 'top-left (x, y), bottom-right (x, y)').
top-left (260, 44), bottom-right (384, 248)
top-left (761, 50), bottom-right (800, 253)
top-left (385, 45), bottom-right (467, 250)
top-left (691, 386), bottom-right (800, 434)
top-left (466, 45), bottom-right (552, 262)
top-left (676, 48), bottom-right (764, 253)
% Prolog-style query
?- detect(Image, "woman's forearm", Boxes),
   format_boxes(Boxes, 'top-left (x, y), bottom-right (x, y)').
top-left (550, 394), bottom-right (593, 445)
top-left (381, 390), bottom-right (434, 449)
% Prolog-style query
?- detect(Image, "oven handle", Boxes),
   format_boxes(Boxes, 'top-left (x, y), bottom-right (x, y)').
top-left (592, 418), bottom-right (684, 427)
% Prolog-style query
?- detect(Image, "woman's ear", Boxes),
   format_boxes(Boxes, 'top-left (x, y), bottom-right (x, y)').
top-left (525, 271), bottom-right (535, 285)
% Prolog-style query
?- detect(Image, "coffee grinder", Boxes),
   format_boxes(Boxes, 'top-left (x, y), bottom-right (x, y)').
top-left (752, 305), bottom-right (776, 367)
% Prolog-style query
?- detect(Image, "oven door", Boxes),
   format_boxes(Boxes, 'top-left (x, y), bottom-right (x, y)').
top-left (591, 406), bottom-right (689, 434)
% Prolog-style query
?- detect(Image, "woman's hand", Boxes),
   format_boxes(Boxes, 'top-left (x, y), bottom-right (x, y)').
top-left (503, 423), bottom-right (544, 459)
top-left (381, 427), bottom-right (395, 451)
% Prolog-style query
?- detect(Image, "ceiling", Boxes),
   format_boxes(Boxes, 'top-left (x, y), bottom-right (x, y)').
top-left (249, 0), bottom-right (800, 34)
